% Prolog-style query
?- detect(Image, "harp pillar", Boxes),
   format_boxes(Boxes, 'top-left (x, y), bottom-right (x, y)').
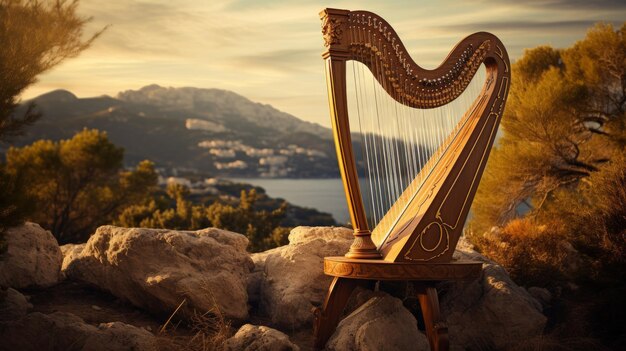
top-left (323, 16), bottom-right (381, 259)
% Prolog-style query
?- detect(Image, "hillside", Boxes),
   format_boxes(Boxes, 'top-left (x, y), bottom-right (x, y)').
top-left (12, 85), bottom-right (340, 178)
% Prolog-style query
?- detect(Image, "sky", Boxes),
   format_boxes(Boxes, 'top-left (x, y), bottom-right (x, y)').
top-left (21, 0), bottom-right (626, 128)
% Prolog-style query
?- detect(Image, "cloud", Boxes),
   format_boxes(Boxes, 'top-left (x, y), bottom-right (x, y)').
top-left (21, 0), bottom-right (626, 128)
top-left (230, 49), bottom-right (320, 74)
top-left (438, 20), bottom-right (606, 33)
top-left (489, 0), bottom-right (626, 11)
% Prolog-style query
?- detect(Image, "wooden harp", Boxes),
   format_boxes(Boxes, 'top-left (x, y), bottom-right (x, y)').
top-left (320, 9), bottom-right (510, 262)
top-left (315, 8), bottom-right (510, 350)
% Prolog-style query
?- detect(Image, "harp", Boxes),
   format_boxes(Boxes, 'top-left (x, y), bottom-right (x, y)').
top-left (314, 8), bottom-right (510, 351)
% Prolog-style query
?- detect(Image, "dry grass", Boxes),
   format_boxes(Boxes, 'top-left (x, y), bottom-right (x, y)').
top-left (156, 282), bottom-right (233, 351)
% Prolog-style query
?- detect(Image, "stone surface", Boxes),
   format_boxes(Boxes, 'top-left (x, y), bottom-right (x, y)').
top-left (223, 324), bottom-right (300, 351)
top-left (528, 286), bottom-right (552, 310)
top-left (60, 243), bottom-right (86, 272)
top-left (326, 293), bottom-right (429, 351)
top-left (0, 222), bottom-right (63, 288)
top-left (258, 226), bottom-right (353, 328)
top-left (442, 237), bottom-right (548, 351)
top-left (0, 311), bottom-right (158, 351)
top-left (248, 246), bottom-right (281, 308)
top-left (0, 288), bottom-right (32, 321)
top-left (64, 226), bottom-right (253, 321)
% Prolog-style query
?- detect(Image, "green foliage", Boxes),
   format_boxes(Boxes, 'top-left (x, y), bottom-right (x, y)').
top-left (471, 22), bottom-right (626, 235)
top-left (0, 0), bottom-right (101, 254)
top-left (469, 22), bottom-right (626, 293)
top-left (0, 167), bottom-right (33, 255)
top-left (3, 129), bottom-right (157, 243)
top-left (0, 0), bottom-right (103, 141)
top-left (116, 187), bottom-right (289, 252)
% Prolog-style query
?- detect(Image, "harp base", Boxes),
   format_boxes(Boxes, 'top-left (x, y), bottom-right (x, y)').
top-left (313, 257), bottom-right (482, 351)
top-left (345, 230), bottom-right (382, 259)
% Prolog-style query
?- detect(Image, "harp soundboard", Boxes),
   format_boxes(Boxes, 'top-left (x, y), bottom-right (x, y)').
top-left (314, 8), bottom-right (510, 351)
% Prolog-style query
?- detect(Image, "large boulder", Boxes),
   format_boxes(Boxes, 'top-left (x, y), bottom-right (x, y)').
top-left (440, 237), bottom-right (547, 351)
top-left (258, 226), bottom-right (353, 328)
top-left (0, 311), bottom-right (158, 351)
top-left (327, 293), bottom-right (430, 351)
top-left (64, 226), bottom-right (253, 321)
top-left (223, 324), bottom-right (300, 351)
top-left (0, 222), bottom-right (62, 288)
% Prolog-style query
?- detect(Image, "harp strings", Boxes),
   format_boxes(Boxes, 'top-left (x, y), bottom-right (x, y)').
top-left (346, 26), bottom-right (486, 231)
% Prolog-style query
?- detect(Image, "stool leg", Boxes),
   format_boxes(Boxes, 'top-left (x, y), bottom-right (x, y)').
top-left (416, 285), bottom-right (449, 351)
top-left (313, 277), bottom-right (366, 349)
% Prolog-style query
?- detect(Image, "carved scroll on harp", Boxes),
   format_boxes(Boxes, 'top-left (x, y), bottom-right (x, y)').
top-left (321, 9), bottom-right (510, 263)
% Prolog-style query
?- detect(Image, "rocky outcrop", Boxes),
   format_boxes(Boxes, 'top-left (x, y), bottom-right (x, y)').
top-left (0, 288), bottom-right (32, 321)
top-left (64, 226), bottom-right (253, 321)
top-left (255, 231), bottom-right (545, 351)
top-left (440, 237), bottom-right (547, 351)
top-left (257, 226), bottom-right (353, 328)
top-left (0, 222), bottom-right (62, 288)
top-left (327, 293), bottom-right (430, 351)
top-left (223, 324), bottom-right (300, 351)
top-left (0, 311), bottom-right (158, 351)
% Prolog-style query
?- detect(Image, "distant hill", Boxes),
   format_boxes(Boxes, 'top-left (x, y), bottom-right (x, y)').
top-left (12, 85), bottom-right (341, 178)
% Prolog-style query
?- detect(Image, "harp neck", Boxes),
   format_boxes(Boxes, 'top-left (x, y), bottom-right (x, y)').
top-left (320, 8), bottom-right (510, 109)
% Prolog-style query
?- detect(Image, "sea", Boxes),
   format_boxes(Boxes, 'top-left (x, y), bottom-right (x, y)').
top-left (228, 178), bottom-right (350, 224)
top-left (228, 177), bottom-right (486, 228)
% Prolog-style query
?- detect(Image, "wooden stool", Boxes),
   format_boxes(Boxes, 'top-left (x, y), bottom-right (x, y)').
top-left (313, 257), bottom-right (482, 351)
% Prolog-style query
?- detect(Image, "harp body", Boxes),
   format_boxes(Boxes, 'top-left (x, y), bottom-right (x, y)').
top-left (321, 8), bottom-right (509, 263)
top-left (315, 8), bottom-right (510, 351)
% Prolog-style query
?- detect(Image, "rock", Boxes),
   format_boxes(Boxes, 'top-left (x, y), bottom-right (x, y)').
top-left (326, 294), bottom-right (429, 351)
top-left (0, 222), bottom-right (62, 288)
top-left (223, 324), bottom-right (300, 351)
top-left (64, 226), bottom-right (253, 321)
top-left (248, 246), bottom-right (281, 308)
top-left (0, 311), bottom-right (158, 351)
top-left (441, 239), bottom-right (547, 351)
top-left (60, 243), bottom-right (85, 272)
top-left (527, 287), bottom-right (552, 310)
top-left (0, 288), bottom-right (32, 321)
top-left (259, 226), bottom-right (353, 328)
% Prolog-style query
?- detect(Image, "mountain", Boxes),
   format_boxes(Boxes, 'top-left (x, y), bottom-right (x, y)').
top-left (12, 85), bottom-right (341, 178)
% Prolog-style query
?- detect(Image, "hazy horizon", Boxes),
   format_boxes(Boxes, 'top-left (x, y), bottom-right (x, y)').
top-left (21, 0), bottom-right (626, 128)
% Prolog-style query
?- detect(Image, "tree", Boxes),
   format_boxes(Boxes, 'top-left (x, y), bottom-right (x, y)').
top-left (470, 23), bottom-right (626, 234)
top-left (4, 129), bottom-right (157, 243)
top-left (0, 0), bottom-right (102, 251)
top-left (0, 0), bottom-right (103, 141)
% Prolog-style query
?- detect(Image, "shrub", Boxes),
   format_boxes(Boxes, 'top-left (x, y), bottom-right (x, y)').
top-left (117, 187), bottom-right (290, 252)
top-left (468, 218), bottom-right (575, 287)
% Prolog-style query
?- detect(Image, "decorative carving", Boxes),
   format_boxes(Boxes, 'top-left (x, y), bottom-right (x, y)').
top-left (344, 11), bottom-right (493, 109)
top-left (322, 17), bottom-right (344, 47)
top-left (323, 257), bottom-right (482, 280)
